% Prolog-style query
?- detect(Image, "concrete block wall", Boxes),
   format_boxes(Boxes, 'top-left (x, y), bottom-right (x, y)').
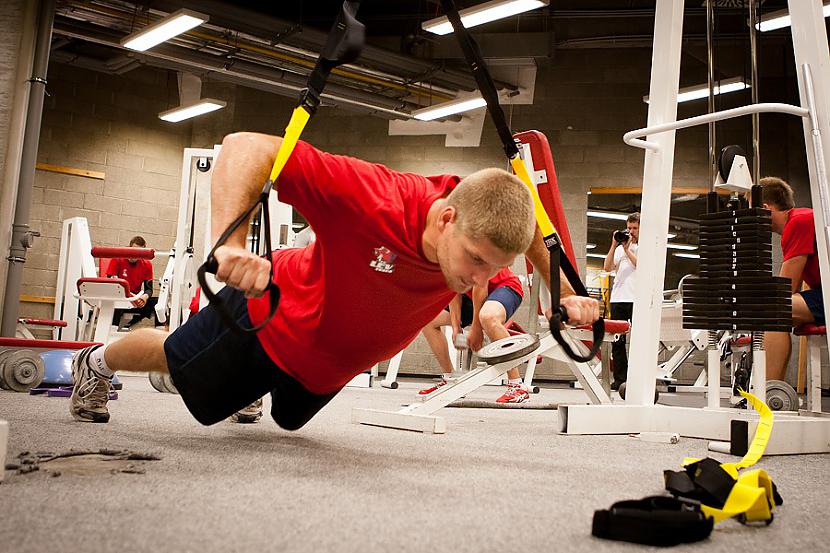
top-left (20, 63), bottom-right (190, 319)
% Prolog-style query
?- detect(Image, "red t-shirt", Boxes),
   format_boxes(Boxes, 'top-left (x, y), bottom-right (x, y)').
top-left (105, 258), bottom-right (153, 295)
top-left (781, 207), bottom-right (821, 290)
top-left (464, 267), bottom-right (523, 300)
top-left (247, 141), bottom-right (460, 394)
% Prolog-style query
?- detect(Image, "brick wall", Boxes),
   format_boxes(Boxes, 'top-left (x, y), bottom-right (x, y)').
top-left (21, 63), bottom-right (189, 319)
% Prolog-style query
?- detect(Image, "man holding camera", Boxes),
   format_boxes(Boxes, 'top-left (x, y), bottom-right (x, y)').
top-left (603, 212), bottom-right (640, 390)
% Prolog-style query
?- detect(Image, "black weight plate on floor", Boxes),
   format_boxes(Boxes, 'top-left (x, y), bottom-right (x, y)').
top-left (700, 207), bottom-right (770, 220)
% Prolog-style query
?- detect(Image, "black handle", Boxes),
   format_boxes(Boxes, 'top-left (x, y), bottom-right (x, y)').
top-left (550, 306), bottom-right (604, 363)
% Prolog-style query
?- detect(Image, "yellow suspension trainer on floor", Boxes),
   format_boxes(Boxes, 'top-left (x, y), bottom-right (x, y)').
top-left (592, 390), bottom-right (781, 546)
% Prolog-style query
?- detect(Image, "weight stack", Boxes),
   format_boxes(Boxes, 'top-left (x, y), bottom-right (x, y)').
top-left (682, 200), bottom-right (791, 332)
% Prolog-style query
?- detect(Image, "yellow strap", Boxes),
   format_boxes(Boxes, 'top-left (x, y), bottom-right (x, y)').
top-left (680, 390), bottom-right (778, 524)
top-left (509, 156), bottom-right (556, 238)
top-left (268, 106), bottom-right (312, 183)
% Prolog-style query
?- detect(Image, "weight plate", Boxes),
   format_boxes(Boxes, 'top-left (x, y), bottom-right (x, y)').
top-left (477, 334), bottom-right (540, 365)
top-left (684, 276), bottom-right (789, 285)
top-left (700, 207), bottom-right (770, 220)
top-left (2, 349), bottom-right (46, 392)
top-left (699, 221), bottom-right (771, 232)
top-left (681, 295), bottom-right (790, 305)
top-left (148, 372), bottom-right (167, 393)
top-left (160, 374), bottom-right (179, 394)
top-left (698, 271), bottom-right (775, 279)
top-left (681, 318), bottom-right (792, 332)
top-left (699, 263), bottom-right (772, 271)
top-left (0, 350), bottom-right (14, 390)
top-left (683, 305), bottom-right (791, 315)
top-left (700, 218), bottom-right (771, 230)
top-left (766, 380), bottom-right (799, 411)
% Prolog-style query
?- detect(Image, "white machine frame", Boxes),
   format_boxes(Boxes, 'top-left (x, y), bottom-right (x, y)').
top-left (559, 0), bottom-right (830, 455)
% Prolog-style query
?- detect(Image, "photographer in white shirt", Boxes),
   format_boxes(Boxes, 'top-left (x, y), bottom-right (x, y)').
top-left (603, 212), bottom-right (639, 390)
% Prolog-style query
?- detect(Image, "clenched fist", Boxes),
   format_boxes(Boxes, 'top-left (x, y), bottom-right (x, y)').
top-left (212, 245), bottom-right (272, 298)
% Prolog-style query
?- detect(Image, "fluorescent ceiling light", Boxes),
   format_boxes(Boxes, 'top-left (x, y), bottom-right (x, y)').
top-left (757, 3), bottom-right (830, 32)
top-left (422, 0), bottom-right (549, 35)
top-left (666, 233), bottom-right (676, 239)
top-left (587, 211), bottom-right (629, 221)
top-left (159, 98), bottom-right (226, 122)
top-left (643, 77), bottom-right (750, 104)
top-left (586, 243), bottom-right (596, 250)
top-left (666, 243), bottom-right (697, 251)
top-left (412, 95), bottom-right (487, 121)
top-left (122, 9), bottom-right (208, 51)
top-left (673, 253), bottom-right (700, 259)
top-left (586, 253), bottom-right (606, 259)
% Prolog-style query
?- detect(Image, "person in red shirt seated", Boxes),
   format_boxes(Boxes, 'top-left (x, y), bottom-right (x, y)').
top-left (761, 177), bottom-right (825, 381)
top-left (68, 133), bottom-right (599, 426)
top-left (419, 267), bottom-right (529, 403)
top-left (106, 235), bottom-right (158, 329)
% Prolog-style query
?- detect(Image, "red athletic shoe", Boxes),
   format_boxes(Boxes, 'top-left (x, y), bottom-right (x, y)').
top-left (418, 378), bottom-right (449, 395)
top-left (495, 384), bottom-right (530, 404)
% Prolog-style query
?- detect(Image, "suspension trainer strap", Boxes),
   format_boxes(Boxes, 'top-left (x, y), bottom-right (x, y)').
top-left (441, 0), bottom-right (603, 361)
top-left (198, 1), bottom-right (364, 334)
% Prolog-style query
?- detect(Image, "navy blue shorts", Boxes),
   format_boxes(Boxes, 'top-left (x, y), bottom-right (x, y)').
top-left (798, 288), bottom-right (825, 325)
top-left (445, 286), bottom-right (523, 327)
top-left (164, 286), bottom-right (339, 429)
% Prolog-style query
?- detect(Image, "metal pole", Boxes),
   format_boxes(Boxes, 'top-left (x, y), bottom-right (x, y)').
top-left (0, 0), bottom-right (56, 337)
top-left (749, 0), bottom-right (760, 181)
top-left (706, 0), bottom-right (716, 189)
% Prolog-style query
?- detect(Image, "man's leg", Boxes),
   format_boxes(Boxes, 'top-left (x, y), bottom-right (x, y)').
top-left (478, 287), bottom-right (527, 403)
top-left (609, 302), bottom-right (633, 388)
top-left (421, 310), bottom-right (455, 375)
top-left (419, 310), bottom-right (455, 395)
top-left (70, 328), bottom-right (168, 422)
top-left (765, 293), bottom-right (816, 381)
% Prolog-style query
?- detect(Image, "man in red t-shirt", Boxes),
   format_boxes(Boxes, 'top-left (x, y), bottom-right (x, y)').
top-left (761, 177), bottom-right (825, 381)
top-left (69, 133), bottom-right (599, 425)
top-left (106, 235), bottom-right (157, 329)
top-left (419, 267), bottom-right (529, 403)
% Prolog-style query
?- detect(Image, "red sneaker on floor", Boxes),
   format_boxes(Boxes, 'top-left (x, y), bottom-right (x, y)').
top-left (418, 379), bottom-right (449, 395)
top-left (495, 384), bottom-right (530, 404)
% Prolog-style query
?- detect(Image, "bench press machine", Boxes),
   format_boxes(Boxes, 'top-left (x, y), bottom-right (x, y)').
top-left (352, 130), bottom-right (632, 433)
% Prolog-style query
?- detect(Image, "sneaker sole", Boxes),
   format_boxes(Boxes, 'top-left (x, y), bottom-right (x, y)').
top-left (71, 409), bottom-right (110, 423)
top-left (232, 413), bottom-right (262, 424)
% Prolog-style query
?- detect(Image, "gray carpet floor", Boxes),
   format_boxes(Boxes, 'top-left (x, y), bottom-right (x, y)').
top-left (1, 375), bottom-right (829, 553)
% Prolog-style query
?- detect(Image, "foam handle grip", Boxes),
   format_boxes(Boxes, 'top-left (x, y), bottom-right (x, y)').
top-left (91, 246), bottom-right (155, 259)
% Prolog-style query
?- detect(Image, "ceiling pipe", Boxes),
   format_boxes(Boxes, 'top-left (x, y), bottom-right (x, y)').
top-left (51, 23), bottom-right (414, 119)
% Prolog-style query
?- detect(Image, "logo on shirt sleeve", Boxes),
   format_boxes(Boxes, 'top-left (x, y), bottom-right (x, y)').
top-left (369, 246), bottom-right (397, 274)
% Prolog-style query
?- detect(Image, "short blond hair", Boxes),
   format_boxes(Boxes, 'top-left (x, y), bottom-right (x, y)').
top-left (447, 168), bottom-right (535, 254)
top-left (760, 176), bottom-right (795, 210)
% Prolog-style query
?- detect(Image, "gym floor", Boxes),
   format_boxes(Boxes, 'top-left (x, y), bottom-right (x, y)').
top-left (1, 375), bottom-right (829, 552)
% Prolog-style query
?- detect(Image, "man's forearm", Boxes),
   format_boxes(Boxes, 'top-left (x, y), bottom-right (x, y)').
top-left (471, 285), bottom-right (488, 327)
top-left (212, 132), bottom-right (283, 246)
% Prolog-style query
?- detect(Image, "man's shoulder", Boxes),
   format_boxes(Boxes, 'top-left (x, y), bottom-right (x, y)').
top-left (786, 208), bottom-right (815, 232)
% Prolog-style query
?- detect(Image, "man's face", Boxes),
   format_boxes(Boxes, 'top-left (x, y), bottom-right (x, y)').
top-left (128, 242), bottom-right (140, 264)
top-left (627, 221), bottom-right (639, 242)
top-left (436, 221), bottom-right (516, 293)
top-left (762, 203), bottom-right (787, 234)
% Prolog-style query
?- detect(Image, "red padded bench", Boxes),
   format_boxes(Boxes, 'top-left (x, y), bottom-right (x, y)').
top-left (795, 324), bottom-right (827, 413)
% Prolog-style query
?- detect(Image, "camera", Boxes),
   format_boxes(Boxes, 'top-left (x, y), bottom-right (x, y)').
top-left (614, 229), bottom-right (630, 243)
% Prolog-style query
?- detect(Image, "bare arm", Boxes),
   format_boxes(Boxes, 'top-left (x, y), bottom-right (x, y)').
top-left (780, 255), bottom-right (808, 294)
top-left (624, 242), bottom-right (637, 268)
top-left (447, 294), bottom-right (463, 334)
top-left (210, 132), bottom-right (284, 297)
